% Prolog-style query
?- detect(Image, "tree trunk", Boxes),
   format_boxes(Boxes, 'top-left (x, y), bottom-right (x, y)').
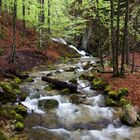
top-left (42, 76), bottom-right (77, 92)
top-left (10, 0), bottom-right (17, 64)
top-left (96, 0), bottom-right (104, 70)
top-left (22, 0), bottom-right (25, 37)
top-left (121, 0), bottom-right (129, 75)
top-left (0, 0), bottom-right (2, 16)
top-left (110, 0), bottom-right (116, 76)
top-left (125, 0), bottom-right (129, 65)
top-left (115, 0), bottom-right (121, 75)
top-left (48, 0), bottom-right (51, 34)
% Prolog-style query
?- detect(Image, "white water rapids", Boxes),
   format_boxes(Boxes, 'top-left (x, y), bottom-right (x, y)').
top-left (21, 39), bottom-right (130, 140)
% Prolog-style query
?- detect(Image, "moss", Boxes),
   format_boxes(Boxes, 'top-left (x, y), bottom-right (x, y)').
top-left (44, 85), bottom-right (53, 91)
top-left (14, 122), bottom-right (24, 131)
top-left (108, 91), bottom-right (118, 99)
top-left (43, 99), bottom-right (59, 110)
top-left (0, 82), bottom-right (13, 94)
top-left (0, 48), bottom-right (4, 56)
top-left (0, 107), bottom-right (16, 119)
top-left (79, 73), bottom-right (89, 80)
top-left (106, 97), bottom-right (118, 106)
top-left (0, 29), bottom-right (6, 40)
top-left (14, 78), bottom-right (22, 84)
top-left (24, 77), bottom-right (34, 83)
top-left (88, 74), bottom-right (95, 81)
top-left (15, 105), bottom-right (27, 116)
top-left (118, 87), bottom-right (128, 98)
top-left (10, 82), bottom-right (20, 90)
top-left (91, 78), bottom-right (107, 90)
top-left (104, 85), bottom-right (111, 94)
top-left (69, 78), bottom-right (77, 84)
top-left (0, 130), bottom-right (8, 140)
top-left (119, 98), bottom-right (131, 107)
top-left (61, 88), bottom-right (70, 95)
top-left (15, 113), bottom-right (23, 121)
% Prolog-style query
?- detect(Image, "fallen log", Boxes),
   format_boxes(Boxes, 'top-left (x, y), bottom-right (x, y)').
top-left (42, 76), bottom-right (77, 92)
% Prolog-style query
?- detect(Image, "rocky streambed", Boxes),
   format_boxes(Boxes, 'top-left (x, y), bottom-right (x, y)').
top-left (19, 52), bottom-right (140, 140)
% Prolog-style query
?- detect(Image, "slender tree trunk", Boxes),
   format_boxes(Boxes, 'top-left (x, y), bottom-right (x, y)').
top-left (39, 0), bottom-right (45, 48)
top-left (10, 0), bottom-right (17, 64)
top-left (48, 0), bottom-right (51, 34)
top-left (115, 0), bottom-right (120, 75)
top-left (125, 0), bottom-right (129, 65)
top-left (22, 0), bottom-right (25, 37)
top-left (110, 0), bottom-right (116, 76)
top-left (0, 0), bottom-right (2, 16)
top-left (121, 0), bottom-right (129, 75)
top-left (96, 0), bottom-right (104, 70)
top-left (131, 52), bottom-right (135, 73)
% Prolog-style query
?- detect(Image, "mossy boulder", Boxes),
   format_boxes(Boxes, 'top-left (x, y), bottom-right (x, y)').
top-left (106, 97), bottom-right (118, 106)
top-left (88, 74), bottom-right (95, 81)
top-left (24, 77), bottom-right (34, 83)
top-left (69, 78), bottom-right (77, 84)
top-left (44, 99), bottom-right (59, 110)
top-left (108, 91), bottom-right (118, 99)
top-left (14, 77), bottom-right (22, 84)
top-left (0, 107), bottom-right (16, 119)
top-left (91, 78), bottom-right (107, 90)
top-left (15, 105), bottom-right (27, 116)
top-left (38, 99), bottom-right (59, 110)
top-left (119, 98), bottom-right (131, 107)
top-left (15, 113), bottom-right (23, 121)
top-left (44, 85), bottom-right (53, 91)
top-left (60, 88), bottom-right (70, 95)
top-left (0, 130), bottom-right (8, 140)
top-left (117, 87), bottom-right (128, 98)
top-left (14, 121), bottom-right (24, 131)
top-left (70, 94), bottom-right (80, 104)
top-left (121, 104), bottom-right (138, 126)
top-left (104, 85), bottom-right (111, 94)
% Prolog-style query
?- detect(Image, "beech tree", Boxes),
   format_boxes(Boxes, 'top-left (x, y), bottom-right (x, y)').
top-left (10, 0), bottom-right (17, 64)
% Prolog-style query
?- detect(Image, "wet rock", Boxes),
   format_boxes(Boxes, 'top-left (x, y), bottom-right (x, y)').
top-left (70, 94), bottom-right (80, 104)
top-left (30, 127), bottom-right (65, 140)
top-left (24, 77), bottom-right (34, 82)
top-left (44, 99), bottom-right (59, 110)
top-left (15, 105), bottom-right (27, 116)
top-left (69, 78), bottom-right (77, 84)
top-left (38, 99), bottom-right (59, 110)
top-left (61, 88), bottom-right (70, 95)
top-left (121, 104), bottom-right (139, 126)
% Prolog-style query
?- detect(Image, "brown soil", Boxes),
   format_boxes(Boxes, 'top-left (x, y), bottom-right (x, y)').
top-left (96, 53), bottom-right (140, 108)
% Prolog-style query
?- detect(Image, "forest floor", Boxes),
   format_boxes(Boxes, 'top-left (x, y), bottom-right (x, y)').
top-left (0, 16), bottom-right (140, 109)
top-left (97, 53), bottom-right (140, 108)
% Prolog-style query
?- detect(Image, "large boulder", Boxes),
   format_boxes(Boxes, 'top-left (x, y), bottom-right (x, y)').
top-left (70, 94), bottom-right (80, 104)
top-left (38, 99), bottom-right (59, 110)
top-left (121, 104), bottom-right (139, 126)
top-left (91, 78), bottom-right (108, 90)
top-left (60, 88), bottom-right (70, 95)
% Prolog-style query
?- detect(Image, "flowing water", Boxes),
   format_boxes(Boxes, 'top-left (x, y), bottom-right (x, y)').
top-left (20, 40), bottom-right (131, 140)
